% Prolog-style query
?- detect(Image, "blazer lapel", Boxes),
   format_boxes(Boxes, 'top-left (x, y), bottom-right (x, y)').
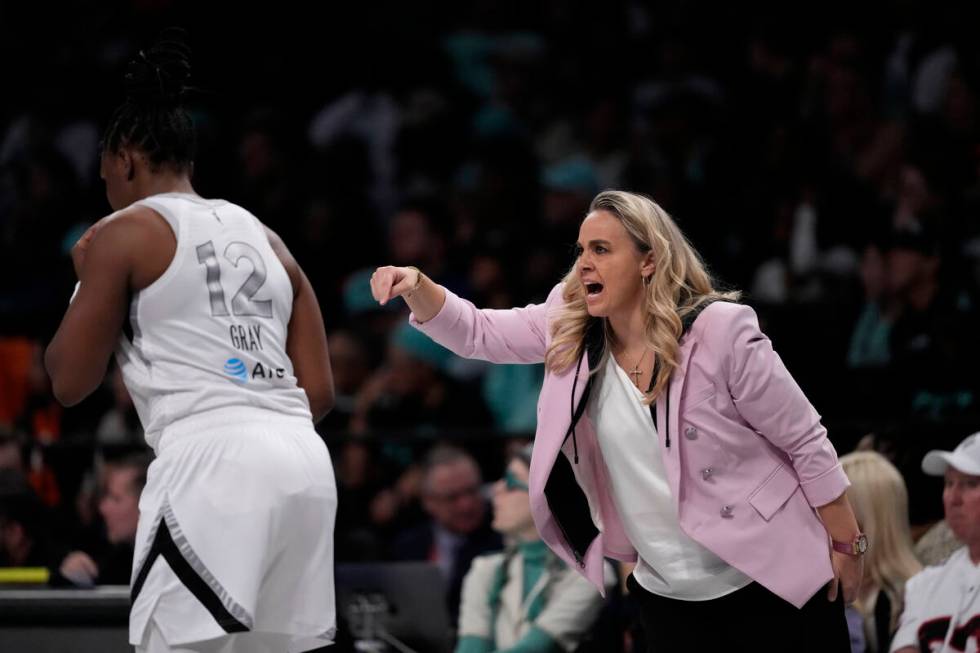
top-left (564, 317), bottom-right (605, 446)
top-left (668, 335), bottom-right (698, 444)
top-left (661, 333), bottom-right (697, 511)
top-left (665, 300), bottom-right (723, 451)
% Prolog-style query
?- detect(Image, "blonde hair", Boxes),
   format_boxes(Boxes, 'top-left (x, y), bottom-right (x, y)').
top-left (840, 451), bottom-right (922, 633)
top-left (545, 190), bottom-right (739, 402)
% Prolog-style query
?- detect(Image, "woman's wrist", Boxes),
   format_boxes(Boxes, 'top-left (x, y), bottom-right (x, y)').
top-left (404, 266), bottom-right (425, 298)
top-left (816, 493), bottom-right (862, 542)
top-left (400, 266), bottom-right (446, 324)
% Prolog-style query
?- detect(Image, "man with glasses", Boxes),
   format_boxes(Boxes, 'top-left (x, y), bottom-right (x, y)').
top-left (392, 445), bottom-right (502, 624)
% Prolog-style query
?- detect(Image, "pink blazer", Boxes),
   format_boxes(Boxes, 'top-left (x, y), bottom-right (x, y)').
top-left (411, 283), bottom-right (849, 608)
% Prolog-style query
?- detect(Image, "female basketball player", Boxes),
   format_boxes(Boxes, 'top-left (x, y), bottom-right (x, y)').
top-left (45, 30), bottom-right (338, 653)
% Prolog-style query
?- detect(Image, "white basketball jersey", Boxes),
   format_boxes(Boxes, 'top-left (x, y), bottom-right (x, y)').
top-left (115, 192), bottom-right (312, 450)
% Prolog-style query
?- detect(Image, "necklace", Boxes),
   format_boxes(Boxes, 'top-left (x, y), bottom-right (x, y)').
top-left (627, 349), bottom-right (648, 388)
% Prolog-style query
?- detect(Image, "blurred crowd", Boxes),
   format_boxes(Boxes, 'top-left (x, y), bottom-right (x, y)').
top-left (2, 1), bottom-right (980, 651)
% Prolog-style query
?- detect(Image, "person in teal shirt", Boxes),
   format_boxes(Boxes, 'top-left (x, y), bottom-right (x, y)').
top-left (455, 445), bottom-right (609, 653)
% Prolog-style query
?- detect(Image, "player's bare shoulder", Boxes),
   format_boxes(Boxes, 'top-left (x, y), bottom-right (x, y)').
top-left (94, 204), bottom-right (177, 290)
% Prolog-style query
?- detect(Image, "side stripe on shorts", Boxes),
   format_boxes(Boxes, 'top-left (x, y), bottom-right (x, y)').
top-left (131, 516), bottom-right (251, 633)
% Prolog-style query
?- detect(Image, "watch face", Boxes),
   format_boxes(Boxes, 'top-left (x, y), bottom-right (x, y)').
top-left (856, 534), bottom-right (869, 554)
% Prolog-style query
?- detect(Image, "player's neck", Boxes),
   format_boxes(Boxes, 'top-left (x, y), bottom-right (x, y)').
top-left (970, 543), bottom-right (980, 566)
top-left (137, 175), bottom-right (196, 201)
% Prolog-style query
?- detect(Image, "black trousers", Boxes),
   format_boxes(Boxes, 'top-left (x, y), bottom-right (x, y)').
top-left (627, 575), bottom-right (852, 652)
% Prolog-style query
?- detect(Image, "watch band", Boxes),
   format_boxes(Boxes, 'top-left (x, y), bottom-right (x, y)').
top-left (831, 539), bottom-right (856, 555)
top-left (831, 533), bottom-right (868, 556)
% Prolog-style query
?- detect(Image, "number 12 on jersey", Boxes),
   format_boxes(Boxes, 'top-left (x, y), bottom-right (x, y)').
top-left (195, 240), bottom-right (273, 318)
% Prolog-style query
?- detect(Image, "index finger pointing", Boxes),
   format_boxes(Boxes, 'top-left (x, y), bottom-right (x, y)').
top-left (369, 271), bottom-right (385, 303)
top-left (373, 269), bottom-right (392, 305)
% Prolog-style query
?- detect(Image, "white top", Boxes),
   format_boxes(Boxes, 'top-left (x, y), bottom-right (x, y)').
top-left (457, 550), bottom-right (612, 651)
top-left (890, 547), bottom-right (980, 652)
top-left (589, 355), bottom-right (752, 600)
top-left (114, 193), bottom-right (312, 450)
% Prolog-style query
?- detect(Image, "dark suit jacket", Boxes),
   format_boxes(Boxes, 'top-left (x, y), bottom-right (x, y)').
top-left (391, 512), bottom-right (503, 626)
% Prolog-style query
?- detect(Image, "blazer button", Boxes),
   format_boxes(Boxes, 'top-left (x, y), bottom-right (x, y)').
top-left (684, 426), bottom-right (698, 440)
top-left (720, 505), bottom-right (734, 518)
top-left (701, 467), bottom-right (714, 481)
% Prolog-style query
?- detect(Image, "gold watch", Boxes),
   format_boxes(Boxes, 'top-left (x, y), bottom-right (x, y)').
top-left (831, 533), bottom-right (869, 556)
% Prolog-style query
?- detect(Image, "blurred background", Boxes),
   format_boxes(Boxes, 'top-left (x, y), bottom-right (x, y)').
top-left (1, 0), bottom-right (979, 650)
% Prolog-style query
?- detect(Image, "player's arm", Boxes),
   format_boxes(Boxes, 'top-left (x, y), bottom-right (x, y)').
top-left (45, 216), bottom-right (137, 406)
top-left (265, 227), bottom-right (334, 422)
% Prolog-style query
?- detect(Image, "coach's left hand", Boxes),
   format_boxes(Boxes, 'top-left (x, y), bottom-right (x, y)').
top-left (827, 549), bottom-right (863, 604)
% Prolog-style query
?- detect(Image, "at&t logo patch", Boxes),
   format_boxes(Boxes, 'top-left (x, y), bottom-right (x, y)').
top-left (223, 358), bottom-right (248, 383)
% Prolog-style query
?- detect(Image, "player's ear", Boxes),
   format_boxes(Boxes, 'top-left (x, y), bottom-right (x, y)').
top-left (119, 148), bottom-right (135, 182)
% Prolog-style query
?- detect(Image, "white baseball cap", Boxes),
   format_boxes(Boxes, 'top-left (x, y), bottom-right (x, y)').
top-left (922, 432), bottom-right (980, 476)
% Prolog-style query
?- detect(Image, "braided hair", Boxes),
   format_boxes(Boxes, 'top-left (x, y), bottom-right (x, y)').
top-left (102, 28), bottom-right (196, 175)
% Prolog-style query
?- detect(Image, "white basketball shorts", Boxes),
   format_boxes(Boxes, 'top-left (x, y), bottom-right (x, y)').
top-left (129, 407), bottom-right (337, 652)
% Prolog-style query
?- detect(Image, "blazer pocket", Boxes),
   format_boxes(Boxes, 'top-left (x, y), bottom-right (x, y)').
top-left (684, 386), bottom-right (716, 410)
top-left (748, 464), bottom-right (800, 521)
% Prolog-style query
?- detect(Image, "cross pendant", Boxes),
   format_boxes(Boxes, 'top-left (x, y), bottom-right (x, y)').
top-left (630, 366), bottom-right (642, 388)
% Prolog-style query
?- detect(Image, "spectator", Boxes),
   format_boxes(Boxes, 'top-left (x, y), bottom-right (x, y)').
top-left (387, 198), bottom-right (458, 291)
top-left (0, 469), bottom-right (59, 569)
top-left (319, 328), bottom-right (374, 433)
top-left (58, 452), bottom-right (150, 586)
top-left (841, 451), bottom-right (922, 653)
top-left (884, 227), bottom-right (980, 419)
top-left (392, 444), bottom-right (503, 625)
top-left (352, 322), bottom-right (492, 435)
top-left (332, 439), bottom-right (399, 562)
top-left (341, 267), bottom-right (405, 343)
top-left (456, 444), bottom-right (610, 653)
top-left (847, 242), bottom-right (893, 370)
top-left (891, 432), bottom-right (980, 652)
top-left (914, 519), bottom-right (961, 568)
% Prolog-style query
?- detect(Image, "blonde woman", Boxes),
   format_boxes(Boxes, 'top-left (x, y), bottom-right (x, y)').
top-left (841, 451), bottom-right (922, 652)
top-left (371, 190), bottom-right (864, 651)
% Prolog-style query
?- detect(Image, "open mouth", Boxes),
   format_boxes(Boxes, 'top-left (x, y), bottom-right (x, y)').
top-left (585, 282), bottom-right (604, 296)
